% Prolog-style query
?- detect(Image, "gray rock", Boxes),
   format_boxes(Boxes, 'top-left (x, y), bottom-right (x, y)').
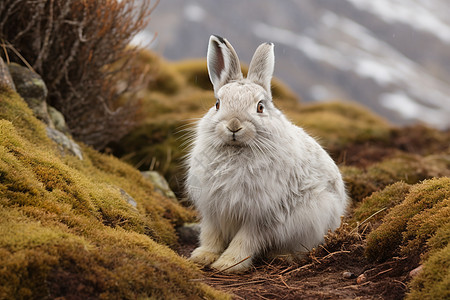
top-left (46, 127), bottom-right (83, 160)
top-left (48, 105), bottom-right (69, 134)
top-left (141, 171), bottom-right (177, 200)
top-left (8, 63), bottom-right (52, 125)
top-left (120, 188), bottom-right (138, 210)
top-left (177, 223), bottom-right (200, 245)
top-left (0, 57), bottom-right (16, 91)
top-left (342, 271), bottom-right (356, 279)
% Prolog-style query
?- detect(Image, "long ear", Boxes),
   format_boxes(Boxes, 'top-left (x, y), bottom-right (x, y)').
top-left (247, 42), bottom-right (274, 96)
top-left (207, 35), bottom-right (243, 95)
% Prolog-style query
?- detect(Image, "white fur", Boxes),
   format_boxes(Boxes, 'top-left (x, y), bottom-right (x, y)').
top-left (186, 35), bottom-right (348, 273)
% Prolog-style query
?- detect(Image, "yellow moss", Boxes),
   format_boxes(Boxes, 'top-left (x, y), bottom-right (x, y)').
top-left (294, 101), bottom-right (391, 150)
top-left (138, 50), bottom-right (185, 94)
top-left (173, 59), bottom-right (212, 90)
top-left (0, 89), bottom-right (226, 298)
top-left (407, 244), bottom-right (450, 300)
top-left (401, 197), bottom-right (449, 257)
top-left (365, 177), bottom-right (450, 261)
top-left (343, 154), bottom-right (450, 202)
top-left (140, 89), bottom-right (214, 123)
top-left (426, 225), bottom-right (450, 257)
top-left (0, 86), bottom-right (49, 146)
top-left (352, 181), bottom-right (411, 224)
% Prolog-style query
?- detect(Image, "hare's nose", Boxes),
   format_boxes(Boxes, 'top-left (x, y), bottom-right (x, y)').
top-left (226, 118), bottom-right (242, 133)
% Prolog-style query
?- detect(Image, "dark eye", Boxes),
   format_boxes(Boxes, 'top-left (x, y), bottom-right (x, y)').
top-left (257, 101), bottom-right (264, 113)
top-left (215, 99), bottom-right (220, 110)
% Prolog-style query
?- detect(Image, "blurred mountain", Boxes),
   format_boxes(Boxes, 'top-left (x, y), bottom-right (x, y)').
top-left (137, 0), bottom-right (450, 129)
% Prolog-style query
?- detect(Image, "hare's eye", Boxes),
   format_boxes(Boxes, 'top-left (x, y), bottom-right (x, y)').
top-left (215, 99), bottom-right (220, 110)
top-left (257, 101), bottom-right (265, 113)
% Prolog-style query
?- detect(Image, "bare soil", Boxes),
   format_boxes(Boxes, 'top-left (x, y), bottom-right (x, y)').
top-left (177, 224), bottom-right (417, 300)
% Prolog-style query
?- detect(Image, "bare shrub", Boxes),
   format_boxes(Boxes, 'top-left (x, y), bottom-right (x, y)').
top-left (0, 0), bottom-right (157, 148)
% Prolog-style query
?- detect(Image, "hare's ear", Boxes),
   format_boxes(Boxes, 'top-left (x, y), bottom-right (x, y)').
top-left (207, 35), bottom-right (243, 94)
top-left (247, 42), bottom-right (274, 97)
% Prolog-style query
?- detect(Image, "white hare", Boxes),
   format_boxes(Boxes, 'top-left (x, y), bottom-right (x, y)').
top-left (186, 35), bottom-right (348, 273)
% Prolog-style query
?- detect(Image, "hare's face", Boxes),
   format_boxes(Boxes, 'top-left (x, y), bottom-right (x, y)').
top-left (208, 81), bottom-right (273, 146)
top-left (202, 35), bottom-right (277, 148)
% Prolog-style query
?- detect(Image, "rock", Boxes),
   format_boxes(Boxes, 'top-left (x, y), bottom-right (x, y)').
top-left (409, 265), bottom-right (423, 278)
top-left (177, 223), bottom-right (200, 245)
top-left (141, 171), bottom-right (177, 200)
top-left (357, 273), bottom-right (367, 284)
top-left (46, 127), bottom-right (83, 160)
top-left (120, 188), bottom-right (138, 210)
top-left (0, 57), bottom-right (16, 91)
top-left (48, 105), bottom-right (69, 134)
top-left (8, 63), bottom-right (52, 125)
top-left (342, 271), bottom-right (356, 279)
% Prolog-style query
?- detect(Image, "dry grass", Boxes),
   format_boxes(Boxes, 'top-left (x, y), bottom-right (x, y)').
top-left (0, 0), bottom-right (157, 148)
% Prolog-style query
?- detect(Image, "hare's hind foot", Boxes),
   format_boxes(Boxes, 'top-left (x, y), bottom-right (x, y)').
top-left (211, 252), bottom-right (253, 273)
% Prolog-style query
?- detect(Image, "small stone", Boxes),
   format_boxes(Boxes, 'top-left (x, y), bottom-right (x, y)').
top-left (141, 171), bottom-right (177, 200)
top-left (48, 106), bottom-right (69, 134)
top-left (46, 127), bottom-right (83, 160)
top-left (409, 265), bottom-right (423, 278)
top-left (120, 188), bottom-right (137, 209)
top-left (357, 274), bottom-right (367, 284)
top-left (342, 271), bottom-right (356, 279)
top-left (177, 223), bottom-right (201, 245)
top-left (0, 57), bottom-right (16, 91)
top-left (9, 63), bottom-right (51, 125)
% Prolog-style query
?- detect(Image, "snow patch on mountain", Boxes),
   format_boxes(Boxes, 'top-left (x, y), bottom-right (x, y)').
top-left (184, 3), bottom-right (206, 23)
top-left (380, 92), bottom-right (449, 128)
top-left (344, 0), bottom-right (450, 44)
top-left (253, 11), bottom-right (450, 129)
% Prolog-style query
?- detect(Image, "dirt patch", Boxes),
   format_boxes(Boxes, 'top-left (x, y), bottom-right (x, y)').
top-left (177, 224), bottom-right (416, 299)
top-left (333, 125), bottom-right (450, 169)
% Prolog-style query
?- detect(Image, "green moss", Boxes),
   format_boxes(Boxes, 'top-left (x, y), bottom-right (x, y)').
top-left (295, 101), bottom-right (391, 151)
top-left (0, 87), bottom-right (49, 146)
top-left (407, 244), bottom-right (450, 300)
top-left (401, 196), bottom-right (449, 257)
top-left (174, 59), bottom-right (212, 91)
top-left (365, 177), bottom-right (450, 262)
top-left (0, 89), bottom-right (227, 298)
top-left (352, 181), bottom-right (411, 224)
top-left (342, 154), bottom-right (449, 202)
top-left (426, 225), bottom-right (450, 257)
top-left (138, 50), bottom-right (185, 95)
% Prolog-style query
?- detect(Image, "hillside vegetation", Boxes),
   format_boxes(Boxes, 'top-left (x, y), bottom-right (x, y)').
top-left (0, 47), bottom-right (449, 299)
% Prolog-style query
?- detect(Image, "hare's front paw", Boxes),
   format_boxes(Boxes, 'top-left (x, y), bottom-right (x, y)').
top-left (189, 247), bottom-right (220, 266)
top-left (211, 253), bottom-right (252, 273)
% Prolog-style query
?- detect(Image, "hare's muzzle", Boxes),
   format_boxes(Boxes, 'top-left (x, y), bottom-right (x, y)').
top-left (226, 118), bottom-right (243, 133)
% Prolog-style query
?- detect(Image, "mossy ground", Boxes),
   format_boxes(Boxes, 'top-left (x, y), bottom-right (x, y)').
top-left (0, 85), bottom-right (228, 299)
